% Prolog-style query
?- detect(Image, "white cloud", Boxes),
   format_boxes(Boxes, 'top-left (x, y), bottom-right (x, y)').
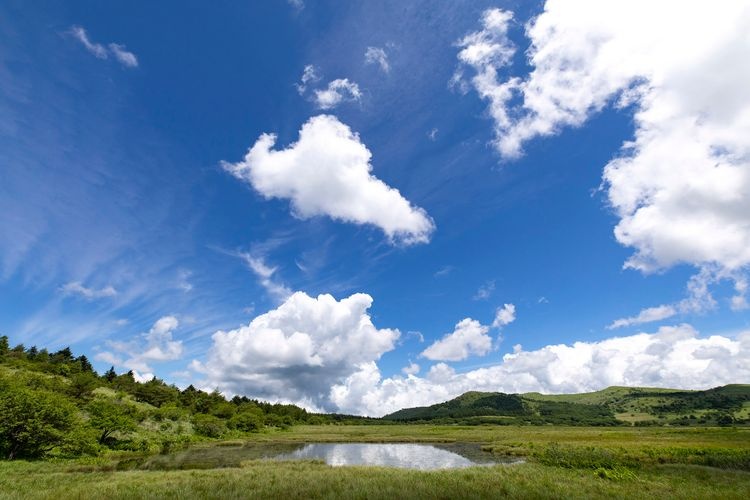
top-left (608, 304), bottom-right (677, 329)
top-left (608, 268), bottom-right (725, 328)
top-left (108, 43), bottom-right (138, 68)
top-left (288, 0), bottom-right (304, 11)
top-left (222, 114), bottom-right (435, 244)
top-left (457, 3), bottom-right (750, 284)
top-left (69, 26), bottom-right (138, 68)
top-left (434, 265), bottom-right (453, 277)
top-left (453, 8), bottom-right (517, 148)
top-left (731, 277), bottom-right (749, 311)
top-left (332, 324), bottom-right (750, 416)
top-left (402, 362), bottom-right (420, 375)
top-left (421, 318), bottom-right (492, 362)
top-left (95, 315), bottom-right (183, 374)
top-left (427, 128), bottom-right (438, 141)
top-left (364, 47), bottom-right (390, 73)
top-left (60, 281), bottom-right (117, 300)
top-left (192, 291), bottom-right (400, 410)
top-left (176, 269), bottom-right (193, 292)
top-left (472, 280), bottom-right (495, 300)
top-left (314, 79), bottom-right (362, 109)
top-left (492, 303), bottom-right (516, 328)
top-left (240, 253), bottom-right (292, 302)
top-left (70, 26), bottom-right (108, 59)
top-left (296, 64), bottom-right (321, 95)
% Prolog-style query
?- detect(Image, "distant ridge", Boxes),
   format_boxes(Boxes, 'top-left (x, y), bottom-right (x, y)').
top-left (382, 385), bottom-right (750, 426)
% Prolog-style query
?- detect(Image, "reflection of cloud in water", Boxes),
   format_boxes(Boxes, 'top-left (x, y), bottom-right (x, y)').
top-left (278, 443), bottom-right (478, 470)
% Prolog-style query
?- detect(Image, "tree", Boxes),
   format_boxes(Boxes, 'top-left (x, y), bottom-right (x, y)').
top-left (86, 397), bottom-right (138, 445)
top-left (68, 372), bottom-right (100, 401)
top-left (51, 347), bottom-right (73, 363)
top-left (0, 385), bottom-right (76, 459)
top-left (192, 414), bottom-right (226, 438)
top-left (0, 335), bottom-right (8, 357)
top-left (134, 378), bottom-right (179, 407)
top-left (104, 366), bottom-right (117, 383)
top-left (77, 355), bottom-right (93, 373)
top-left (229, 411), bottom-right (264, 432)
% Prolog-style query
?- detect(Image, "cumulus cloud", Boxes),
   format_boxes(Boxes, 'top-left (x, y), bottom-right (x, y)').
top-left (69, 26), bottom-right (138, 68)
top-left (453, 8), bottom-right (517, 146)
top-left (192, 292), bottom-right (400, 410)
top-left (421, 318), bottom-right (492, 362)
top-left (314, 79), bottom-right (362, 109)
top-left (457, 2), bottom-right (750, 286)
top-left (364, 47), bottom-right (390, 73)
top-left (95, 315), bottom-right (183, 378)
top-left (296, 64), bottom-right (321, 95)
top-left (402, 362), bottom-right (420, 375)
top-left (60, 281), bottom-right (117, 300)
top-left (222, 114), bottom-right (435, 244)
top-left (332, 324), bottom-right (750, 416)
top-left (731, 277), bottom-right (749, 311)
top-left (492, 303), bottom-right (516, 328)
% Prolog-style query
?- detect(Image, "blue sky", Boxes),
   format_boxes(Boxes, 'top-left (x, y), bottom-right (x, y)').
top-left (2, 1), bottom-right (749, 415)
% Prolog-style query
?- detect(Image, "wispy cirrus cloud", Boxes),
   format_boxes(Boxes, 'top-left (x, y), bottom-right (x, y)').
top-left (364, 47), bottom-right (390, 73)
top-left (69, 26), bottom-right (138, 68)
top-left (60, 281), bottom-right (117, 300)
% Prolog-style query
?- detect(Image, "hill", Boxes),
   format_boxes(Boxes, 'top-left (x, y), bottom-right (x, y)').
top-left (0, 335), bottom-right (361, 460)
top-left (383, 385), bottom-right (750, 426)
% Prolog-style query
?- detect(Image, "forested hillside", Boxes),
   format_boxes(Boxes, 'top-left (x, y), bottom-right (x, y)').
top-left (0, 335), bottom-right (357, 460)
top-left (384, 385), bottom-right (750, 426)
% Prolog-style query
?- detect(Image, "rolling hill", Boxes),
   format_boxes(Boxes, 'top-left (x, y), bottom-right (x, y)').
top-left (383, 385), bottom-right (750, 426)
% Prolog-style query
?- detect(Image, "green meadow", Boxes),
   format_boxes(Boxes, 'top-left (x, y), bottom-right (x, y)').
top-left (1, 425), bottom-right (749, 499)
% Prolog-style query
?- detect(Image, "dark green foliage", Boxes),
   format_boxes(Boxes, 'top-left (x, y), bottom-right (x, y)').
top-left (384, 392), bottom-right (526, 421)
top-left (383, 391), bottom-right (617, 425)
top-left (67, 372), bottom-right (101, 400)
top-left (0, 335), bottom-right (327, 462)
top-left (133, 378), bottom-right (179, 407)
top-left (386, 385), bottom-right (750, 426)
top-left (86, 397), bottom-right (139, 444)
top-left (228, 410), bottom-right (264, 432)
top-left (192, 414), bottom-right (227, 437)
top-left (0, 383), bottom-right (77, 459)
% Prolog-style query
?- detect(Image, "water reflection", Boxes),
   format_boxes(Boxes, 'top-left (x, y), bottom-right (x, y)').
top-left (276, 443), bottom-right (491, 470)
top-left (141, 442), bottom-right (521, 471)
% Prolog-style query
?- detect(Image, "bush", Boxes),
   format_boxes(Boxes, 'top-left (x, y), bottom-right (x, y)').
top-left (229, 411), bottom-right (264, 432)
top-left (192, 414), bottom-right (227, 438)
top-left (0, 385), bottom-right (77, 459)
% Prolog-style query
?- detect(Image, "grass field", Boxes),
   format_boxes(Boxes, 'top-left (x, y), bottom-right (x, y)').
top-left (1, 425), bottom-right (749, 499)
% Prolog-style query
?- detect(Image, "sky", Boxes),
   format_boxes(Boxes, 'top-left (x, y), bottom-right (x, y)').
top-left (1, 0), bottom-right (749, 416)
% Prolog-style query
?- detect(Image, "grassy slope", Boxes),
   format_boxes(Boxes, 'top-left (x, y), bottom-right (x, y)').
top-left (2, 425), bottom-right (749, 499)
top-left (384, 385), bottom-right (750, 424)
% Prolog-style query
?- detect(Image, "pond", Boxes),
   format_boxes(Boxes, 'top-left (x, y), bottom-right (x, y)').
top-left (139, 442), bottom-right (523, 471)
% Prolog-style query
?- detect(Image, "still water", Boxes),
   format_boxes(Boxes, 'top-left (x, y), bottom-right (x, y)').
top-left (141, 442), bottom-right (521, 471)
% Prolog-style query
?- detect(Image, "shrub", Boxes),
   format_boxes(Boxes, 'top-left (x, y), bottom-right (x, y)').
top-left (0, 385), bottom-right (77, 459)
top-left (192, 414), bottom-right (227, 438)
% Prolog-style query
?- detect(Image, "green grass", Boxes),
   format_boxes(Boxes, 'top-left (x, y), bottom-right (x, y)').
top-left (1, 425), bottom-right (749, 499)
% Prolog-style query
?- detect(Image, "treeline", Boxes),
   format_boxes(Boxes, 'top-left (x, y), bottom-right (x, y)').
top-left (0, 335), bottom-right (355, 460)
